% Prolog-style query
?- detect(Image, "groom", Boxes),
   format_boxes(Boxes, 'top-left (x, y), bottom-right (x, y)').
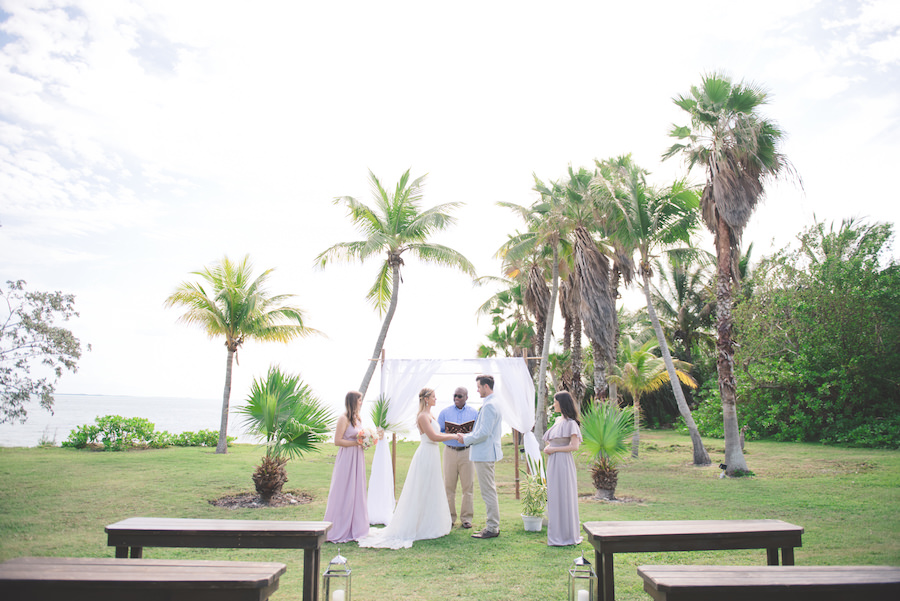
top-left (457, 374), bottom-right (502, 539)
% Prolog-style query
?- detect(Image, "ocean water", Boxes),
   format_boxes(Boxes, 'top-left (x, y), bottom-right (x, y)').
top-left (0, 394), bottom-right (256, 448)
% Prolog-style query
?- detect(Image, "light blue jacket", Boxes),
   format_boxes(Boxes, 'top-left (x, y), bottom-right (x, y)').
top-left (463, 394), bottom-right (503, 462)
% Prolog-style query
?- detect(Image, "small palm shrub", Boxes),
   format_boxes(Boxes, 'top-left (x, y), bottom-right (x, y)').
top-left (237, 366), bottom-right (334, 502)
top-left (581, 400), bottom-right (635, 500)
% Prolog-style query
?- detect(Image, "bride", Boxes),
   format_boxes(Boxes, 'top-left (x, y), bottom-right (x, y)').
top-left (358, 387), bottom-right (457, 549)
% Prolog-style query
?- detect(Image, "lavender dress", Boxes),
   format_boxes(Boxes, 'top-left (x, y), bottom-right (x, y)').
top-left (543, 417), bottom-right (583, 546)
top-left (324, 423), bottom-right (369, 543)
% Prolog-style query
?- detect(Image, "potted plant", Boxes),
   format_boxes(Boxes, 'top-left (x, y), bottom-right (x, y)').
top-left (520, 468), bottom-right (547, 531)
top-left (581, 400), bottom-right (635, 500)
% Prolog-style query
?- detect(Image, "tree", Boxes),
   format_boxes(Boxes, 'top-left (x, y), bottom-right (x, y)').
top-left (1, 280), bottom-right (90, 424)
top-left (651, 253), bottom-right (715, 366)
top-left (609, 334), bottom-right (697, 457)
top-left (316, 169), bottom-right (475, 397)
top-left (732, 218), bottom-right (900, 447)
top-left (236, 366), bottom-right (334, 502)
top-left (664, 72), bottom-right (796, 475)
top-left (592, 155), bottom-right (710, 465)
top-left (164, 255), bottom-right (318, 454)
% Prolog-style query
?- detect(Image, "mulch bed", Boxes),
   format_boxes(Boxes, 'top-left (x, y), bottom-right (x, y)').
top-left (209, 490), bottom-right (313, 509)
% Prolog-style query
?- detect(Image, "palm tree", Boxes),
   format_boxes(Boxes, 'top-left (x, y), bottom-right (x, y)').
top-left (651, 254), bottom-right (715, 366)
top-left (497, 176), bottom-right (571, 441)
top-left (609, 335), bottom-right (697, 458)
top-left (664, 72), bottom-right (797, 475)
top-left (592, 155), bottom-right (710, 465)
top-left (580, 400), bottom-right (635, 500)
top-left (237, 366), bottom-right (334, 502)
top-left (316, 169), bottom-right (475, 397)
top-left (164, 255), bottom-right (319, 454)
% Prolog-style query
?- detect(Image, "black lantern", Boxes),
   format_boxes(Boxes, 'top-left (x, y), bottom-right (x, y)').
top-left (322, 549), bottom-right (351, 601)
top-left (567, 551), bottom-right (598, 601)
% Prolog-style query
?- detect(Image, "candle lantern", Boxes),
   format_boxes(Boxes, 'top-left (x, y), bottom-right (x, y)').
top-left (322, 549), bottom-right (351, 601)
top-left (567, 551), bottom-right (598, 601)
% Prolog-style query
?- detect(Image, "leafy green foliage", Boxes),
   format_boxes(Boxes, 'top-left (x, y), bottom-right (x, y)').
top-left (519, 470), bottom-right (547, 517)
top-left (370, 394), bottom-right (399, 432)
top-left (61, 415), bottom-right (229, 450)
top-left (732, 219), bottom-right (900, 448)
top-left (1, 280), bottom-right (90, 424)
top-left (580, 400), bottom-right (635, 470)
top-left (237, 366), bottom-right (334, 461)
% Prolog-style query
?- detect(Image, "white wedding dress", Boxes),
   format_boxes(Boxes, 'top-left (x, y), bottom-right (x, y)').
top-left (358, 419), bottom-right (452, 549)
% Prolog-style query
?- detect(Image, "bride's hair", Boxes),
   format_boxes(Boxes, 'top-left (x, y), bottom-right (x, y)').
top-left (345, 390), bottom-right (362, 426)
top-left (418, 387), bottom-right (434, 413)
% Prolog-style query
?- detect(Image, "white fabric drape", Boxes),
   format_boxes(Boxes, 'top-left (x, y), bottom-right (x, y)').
top-left (366, 357), bottom-right (539, 521)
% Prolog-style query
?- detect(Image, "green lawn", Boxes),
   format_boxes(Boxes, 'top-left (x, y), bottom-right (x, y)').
top-left (1, 430), bottom-right (898, 600)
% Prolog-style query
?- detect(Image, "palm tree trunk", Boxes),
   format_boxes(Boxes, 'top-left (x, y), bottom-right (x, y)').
top-left (536, 244), bottom-right (560, 444)
top-left (216, 347), bottom-right (235, 454)
top-left (642, 271), bottom-right (710, 465)
top-left (591, 339), bottom-right (608, 401)
top-left (631, 392), bottom-right (641, 458)
top-left (715, 216), bottom-right (749, 474)
top-left (359, 259), bottom-right (401, 398)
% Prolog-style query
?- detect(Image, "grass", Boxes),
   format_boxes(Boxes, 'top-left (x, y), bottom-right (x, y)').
top-left (1, 430), bottom-right (898, 600)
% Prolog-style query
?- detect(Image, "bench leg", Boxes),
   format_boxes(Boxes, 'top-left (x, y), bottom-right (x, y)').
top-left (130, 547), bottom-right (143, 559)
top-left (781, 546), bottom-right (795, 565)
top-left (766, 547), bottom-right (778, 565)
top-left (303, 547), bottom-right (321, 601)
top-left (114, 546), bottom-right (128, 559)
top-left (599, 551), bottom-right (614, 601)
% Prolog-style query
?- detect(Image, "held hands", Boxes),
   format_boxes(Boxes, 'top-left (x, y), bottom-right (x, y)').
top-left (455, 433), bottom-right (465, 444)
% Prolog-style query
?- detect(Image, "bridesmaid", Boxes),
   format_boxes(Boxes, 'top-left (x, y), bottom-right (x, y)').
top-left (543, 391), bottom-right (583, 546)
top-left (324, 391), bottom-right (370, 543)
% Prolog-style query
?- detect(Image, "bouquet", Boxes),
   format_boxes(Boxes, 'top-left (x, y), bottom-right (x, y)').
top-left (357, 428), bottom-right (378, 450)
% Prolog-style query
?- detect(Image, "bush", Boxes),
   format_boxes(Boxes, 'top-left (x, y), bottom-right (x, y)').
top-left (62, 416), bottom-right (233, 450)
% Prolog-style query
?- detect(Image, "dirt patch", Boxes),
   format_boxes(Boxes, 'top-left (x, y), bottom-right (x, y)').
top-left (579, 493), bottom-right (646, 504)
top-left (209, 490), bottom-right (313, 509)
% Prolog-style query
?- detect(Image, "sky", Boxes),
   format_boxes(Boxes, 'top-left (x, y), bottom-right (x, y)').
top-left (2, 0), bottom-right (898, 422)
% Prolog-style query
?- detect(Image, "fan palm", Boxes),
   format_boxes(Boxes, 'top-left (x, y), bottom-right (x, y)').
top-left (592, 155), bottom-right (710, 465)
top-left (580, 400), bottom-right (635, 500)
top-left (237, 366), bottom-right (334, 502)
top-left (664, 72), bottom-right (797, 474)
top-left (316, 169), bottom-right (475, 397)
top-left (609, 335), bottom-right (697, 458)
top-left (164, 255), bottom-right (319, 454)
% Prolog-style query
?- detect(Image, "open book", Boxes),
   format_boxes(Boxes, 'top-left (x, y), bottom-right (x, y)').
top-left (444, 420), bottom-right (475, 434)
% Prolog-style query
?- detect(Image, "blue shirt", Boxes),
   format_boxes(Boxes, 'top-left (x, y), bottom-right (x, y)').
top-left (438, 403), bottom-right (479, 447)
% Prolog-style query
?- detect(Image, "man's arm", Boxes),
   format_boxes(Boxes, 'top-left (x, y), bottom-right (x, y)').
top-left (463, 402), bottom-right (498, 446)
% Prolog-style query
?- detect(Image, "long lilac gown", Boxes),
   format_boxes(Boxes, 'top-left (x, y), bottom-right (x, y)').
top-left (324, 423), bottom-right (369, 543)
top-left (543, 417), bottom-right (583, 546)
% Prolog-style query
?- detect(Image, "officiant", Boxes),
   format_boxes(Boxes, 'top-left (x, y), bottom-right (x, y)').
top-left (438, 386), bottom-right (478, 529)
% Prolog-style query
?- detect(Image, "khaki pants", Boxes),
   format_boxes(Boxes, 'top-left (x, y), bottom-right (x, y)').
top-left (442, 445), bottom-right (474, 524)
top-left (474, 461), bottom-right (500, 533)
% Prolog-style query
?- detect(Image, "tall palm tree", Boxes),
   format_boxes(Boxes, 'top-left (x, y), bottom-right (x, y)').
top-left (237, 366), bottom-right (334, 502)
top-left (610, 334), bottom-right (697, 457)
top-left (165, 255), bottom-right (319, 454)
top-left (592, 155), bottom-right (710, 465)
top-left (316, 169), bottom-right (475, 397)
top-left (497, 177), bottom-right (571, 442)
top-left (664, 72), bottom-right (797, 474)
top-left (652, 253), bottom-right (715, 366)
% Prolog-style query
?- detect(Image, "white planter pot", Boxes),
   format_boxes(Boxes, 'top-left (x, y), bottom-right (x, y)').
top-left (521, 514), bottom-right (543, 532)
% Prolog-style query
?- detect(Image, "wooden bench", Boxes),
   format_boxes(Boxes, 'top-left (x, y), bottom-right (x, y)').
top-left (637, 565), bottom-right (900, 600)
top-left (106, 517), bottom-right (330, 601)
top-left (582, 519), bottom-right (804, 601)
top-left (0, 556), bottom-right (286, 601)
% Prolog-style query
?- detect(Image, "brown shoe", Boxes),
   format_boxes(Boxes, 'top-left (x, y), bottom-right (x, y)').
top-left (471, 528), bottom-right (499, 539)
top-left (461, 521), bottom-right (472, 529)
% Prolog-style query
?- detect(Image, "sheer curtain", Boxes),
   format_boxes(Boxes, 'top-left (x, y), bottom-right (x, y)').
top-left (366, 357), bottom-right (540, 522)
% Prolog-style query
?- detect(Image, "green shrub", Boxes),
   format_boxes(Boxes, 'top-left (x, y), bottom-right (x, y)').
top-left (63, 417), bottom-right (232, 451)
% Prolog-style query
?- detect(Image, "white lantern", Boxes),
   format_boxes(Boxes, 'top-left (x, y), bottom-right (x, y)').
top-left (567, 551), bottom-right (598, 601)
top-left (322, 549), bottom-right (351, 601)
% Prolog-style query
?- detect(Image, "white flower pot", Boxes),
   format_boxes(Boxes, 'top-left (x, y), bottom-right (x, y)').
top-left (521, 514), bottom-right (543, 532)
